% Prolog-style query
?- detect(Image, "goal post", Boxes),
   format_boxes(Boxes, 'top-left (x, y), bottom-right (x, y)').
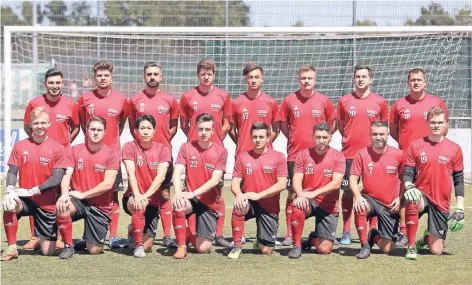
top-left (3, 26), bottom-right (472, 181)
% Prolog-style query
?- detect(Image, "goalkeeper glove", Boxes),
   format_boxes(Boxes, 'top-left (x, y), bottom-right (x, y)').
top-left (404, 182), bottom-right (422, 202)
top-left (448, 205), bottom-right (464, 232)
top-left (2, 187), bottom-right (19, 212)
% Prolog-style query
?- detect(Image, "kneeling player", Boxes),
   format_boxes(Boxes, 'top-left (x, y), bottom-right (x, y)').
top-left (172, 113), bottom-right (228, 259)
top-left (122, 114), bottom-right (171, 258)
top-left (350, 121), bottom-right (403, 259)
top-left (55, 116), bottom-right (119, 259)
top-left (228, 122), bottom-right (287, 259)
top-left (1, 107), bottom-right (67, 261)
top-left (288, 122), bottom-right (345, 259)
top-left (403, 106), bottom-right (464, 260)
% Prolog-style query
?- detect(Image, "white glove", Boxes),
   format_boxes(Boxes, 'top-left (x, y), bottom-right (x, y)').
top-left (2, 187), bottom-right (19, 212)
top-left (28, 186), bottom-right (41, 196)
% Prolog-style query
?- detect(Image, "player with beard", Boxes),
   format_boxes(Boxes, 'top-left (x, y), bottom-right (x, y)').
top-left (350, 121), bottom-right (403, 259)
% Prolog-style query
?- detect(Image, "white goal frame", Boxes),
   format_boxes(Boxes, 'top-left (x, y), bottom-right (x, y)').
top-left (3, 26), bottom-right (472, 177)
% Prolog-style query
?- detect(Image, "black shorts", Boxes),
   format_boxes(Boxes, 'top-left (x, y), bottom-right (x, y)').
top-left (186, 199), bottom-right (218, 240)
top-left (17, 198), bottom-right (57, 241)
top-left (419, 196), bottom-right (449, 240)
top-left (122, 196), bottom-right (159, 238)
top-left (162, 163), bottom-right (174, 189)
top-left (364, 195), bottom-right (400, 240)
top-left (306, 200), bottom-right (338, 241)
top-left (71, 198), bottom-right (111, 246)
top-left (287, 161), bottom-right (295, 191)
top-left (113, 167), bottom-right (124, 192)
top-left (341, 159), bottom-right (353, 191)
top-left (245, 201), bottom-right (279, 247)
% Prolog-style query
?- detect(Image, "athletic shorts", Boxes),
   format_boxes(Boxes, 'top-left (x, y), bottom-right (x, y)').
top-left (122, 196), bottom-right (160, 238)
top-left (162, 163), bottom-right (174, 189)
top-left (186, 199), bottom-right (218, 240)
top-left (306, 199), bottom-right (338, 241)
top-left (364, 195), bottom-right (400, 240)
top-left (245, 201), bottom-right (279, 247)
top-left (287, 161), bottom-right (295, 191)
top-left (71, 198), bottom-right (111, 246)
top-left (113, 167), bottom-right (124, 192)
top-left (17, 198), bottom-right (57, 241)
top-left (419, 196), bottom-right (449, 240)
top-left (341, 159), bottom-right (353, 191)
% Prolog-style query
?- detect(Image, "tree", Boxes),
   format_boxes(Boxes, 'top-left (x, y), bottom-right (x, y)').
top-left (455, 6), bottom-right (472, 25)
top-left (355, 19), bottom-right (378, 26)
top-left (405, 2), bottom-right (454, 26)
top-left (291, 21), bottom-right (304, 27)
top-left (43, 0), bottom-right (68, 25)
top-left (69, 1), bottom-right (97, 26)
top-left (1, 6), bottom-right (23, 26)
top-left (21, 1), bottom-right (45, 25)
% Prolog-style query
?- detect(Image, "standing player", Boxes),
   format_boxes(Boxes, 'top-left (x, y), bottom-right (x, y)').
top-left (171, 113), bottom-right (228, 259)
top-left (228, 122), bottom-right (287, 259)
top-left (122, 114), bottom-right (171, 258)
top-left (390, 68), bottom-right (449, 246)
top-left (337, 65), bottom-right (388, 244)
top-left (350, 121), bottom-right (403, 259)
top-left (402, 106), bottom-right (464, 260)
top-left (77, 61), bottom-right (128, 249)
top-left (22, 68), bottom-right (79, 250)
top-left (288, 122), bottom-right (345, 259)
top-left (128, 62), bottom-right (179, 248)
top-left (55, 115), bottom-right (120, 259)
top-left (278, 64), bottom-right (336, 246)
top-left (229, 63), bottom-right (280, 157)
top-left (1, 107), bottom-right (67, 261)
top-left (179, 59), bottom-right (232, 248)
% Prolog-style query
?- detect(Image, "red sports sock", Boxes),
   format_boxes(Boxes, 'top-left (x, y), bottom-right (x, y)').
top-left (368, 216), bottom-right (378, 230)
top-left (216, 199), bottom-right (225, 237)
top-left (56, 215), bottom-right (73, 246)
top-left (173, 210), bottom-right (187, 246)
top-left (342, 192), bottom-right (353, 232)
top-left (109, 197), bottom-right (120, 238)
top-left (132, 210), bottom-right (145, 247)
top-left (231, 209), bottom-right (245, 247)
top-left (285, 198), bottom-right (293, 237)
top-left (290, 206), bottom-right (305, 247)
top-left (159, 199), bottom-right (172, 237)
top-left (354, 209), bottom-right (368, 245)
top-left (29, 216), bottom-right (35, 238)
top-left (3, 212), bottom-right (18, 245)
top-left (405, 202), bottom-right (419, 247)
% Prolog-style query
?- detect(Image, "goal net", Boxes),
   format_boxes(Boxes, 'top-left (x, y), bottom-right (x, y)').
top-left (2, 27), bottom-right (471, 181)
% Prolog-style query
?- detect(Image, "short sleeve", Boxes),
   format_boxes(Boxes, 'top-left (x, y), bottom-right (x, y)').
top-left (271, 98), bottom-right (279, 122)
top-left (223, 93), bottom-right (232, 119)
top-left (232, 155), bottom-right (244, 178)
top-left (77, 95), bottom-right (85, 113)
top-left (380, 98), bottom-right (389, 121)
top-left (294, 151), bottom-right (305, 173)
top-left (231, 100), bottom-right (238, 124)
top-left (349, 152), bottom-right (363, 177)
top-left (337, 99), bottom-right (344, 122)
top-left (119, 97), bottom-right (129, 121)
top-left (389, 101), bottom-right (399, 125)
top-left (53, 144), bottom-right (68, 169)
top-left (7, 143), bottom-right (20, 167)
top-left (106, 150), bottom-right (120, 171)
top-left (175, 144), bottom-right (187, 165)
top-left (325, 98), bottom-right (336, 125)
top-left (127, 97), bottom-right (137, 120)
top-left (122, 142), bottom-right (135, 162)
top-left (215, 148), bottom-right (228, 172)
top-left (452, 145), bottom-right (464, 172)
top-left (179, 93), bottom-right (189, 118)
top-left (159, 145), bottom-right (172, 163)
top-left (24, 102), bottom-right (33, 125)
top-left (275, 152), bottom-right (288, 177)
top-left (439, 99), bottom-right (449, 121)
top-left (405, 144), bottom-right (416, 167)
top-left (170, 97), bottom-right (179, 120)
top-left (278, 98), bottom-right (289, 122)
top-left (65, 147), bottom-right (76, 169)
top-left (71, 102), bottom-right (80, 127)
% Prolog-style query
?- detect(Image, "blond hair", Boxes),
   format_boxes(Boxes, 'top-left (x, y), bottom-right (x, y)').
top-left (29, 106), bottom-right (49, 122)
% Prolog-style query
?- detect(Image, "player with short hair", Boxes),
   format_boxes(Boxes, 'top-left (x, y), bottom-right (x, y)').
top-left (22, 68), bottom-right (79, 250)
top-left (390, 68), bottom-right (449, 246)
top-left (287, 122), bottom-right (345, 259)
top-left (179, 59), bottom-right (232, 248)
top-left (278, 64), bottom-right (337, 246)
top-left (337, 65), bottom-right (388, 245)
top-left (77, 61), bottom-right (128, 249)
top-left (172, 113), bottom-right (228, 259)
top-left (55, 115), bottom-right (120, 259)
top-left (350, 121), bottom-right (403, 259)
top-left (122, 114), bottom-right (171, 258)
top-left (128, 62), bottom-right (179, 248)
top-left (1, 107), bottom-right (67, 261)
top-left (402, 106), bottom-right (464, 260)
top-left (228, 122), bottom-right (287, 259)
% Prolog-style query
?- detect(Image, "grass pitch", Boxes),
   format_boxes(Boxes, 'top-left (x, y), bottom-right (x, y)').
top-left (1, 185), bottom-right (472, 285)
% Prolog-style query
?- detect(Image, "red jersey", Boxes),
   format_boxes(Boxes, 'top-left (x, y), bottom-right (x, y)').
top-left (128, 90), bottom-right (179, 148)
top-left (122, 141), bottom-right (172, 206)
top-left (233, 149), bottom-right (287, 215)
top-left (278, 91), bottom-right (336, 161)
top-left (180, 86), bottom-right (232, 146)
top-left (78, 90), bottom-right (128, 152)
top-left (405, 137), bottom-right (463, 212)
top-left (294, 147), bottom-right (345, 215)
top-left (231, 92), bottom-right (279, 156)
top-left (24, 94), bottom-right (79, 148)
top-left (8, 137), bottom-right (67, 212)
top-left (175, 141), bottom-right (228, 213)
top-left (390, 94), bottom-right (448, 150)
top-left (350, 146), bottom-right (403, 206)
top-left (337, 92), bottom-right (388, 159)
top-left (66, 144), bottom-right (120, 215)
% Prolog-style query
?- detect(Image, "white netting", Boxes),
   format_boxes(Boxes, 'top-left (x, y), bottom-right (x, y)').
top-left (3, 28), bottom-right (472, 181)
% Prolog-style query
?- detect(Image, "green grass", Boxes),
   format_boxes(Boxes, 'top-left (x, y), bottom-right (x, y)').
top-left (2, 186), bottom-right (472, 285)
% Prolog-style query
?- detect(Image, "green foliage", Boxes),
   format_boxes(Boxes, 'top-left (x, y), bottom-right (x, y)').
top-left (355, 19), bottom-right (378, 26)
top-left (405, 2), bottom-right (468, 26)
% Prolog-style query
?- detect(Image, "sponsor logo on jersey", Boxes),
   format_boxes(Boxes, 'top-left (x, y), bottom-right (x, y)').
top-left (386, 165), bottom-right (397, 174)
top-left (420, 152), bottom-right (427, 164)
top-left (348, 106), bottom-right (356, 117)
top-left (246, 162), bottom-right (252, 174)
top-left (263, 165), bottom-right (274, 174)
top-left (56, 114), bottom-right (68, 122)
top-left (139, 102), bottom-right (145, 112)
top-left (242, 108), bottom-right (249, 120)
top-left (366, 109), bottom-right (378, 118)
top-left (204, 163), bottom-right (215, 171)
top-left (149, 161), bottom-right (160, 169)
top-left (323, 168), bottom-right (333, 177)
top-left (438, 155), bottom-right (449, 165)
top-left (137, 155), bottom-right (144, 167)
top-left (211, 103), bottom-right (222, 112)
top-left (403, 109), bottom-right (411, 120)
top-left (258, 109), bottom-right (268, 118)
top-left (311, 109), bottom-right (322, 117)
top-left (157, 105), bottom-right (169, 114)
top-left (95, 164), bottom-right (105, 172)
top-left (77, 158), bottom-right (84, 170)
top-left (107, 108), bottom-right (119, 117)
top-left (39, 157), bottom-right (51, 166)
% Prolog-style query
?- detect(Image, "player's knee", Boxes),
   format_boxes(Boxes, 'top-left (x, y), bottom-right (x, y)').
top-left (87, 244), bottom-right (103, 255)
top-left (143, 243), bottom-right (153, 253)
top-left (260, 246), bottom-right (273, 255)
top-left (405, 202), bottom-right (419, 215)
top-left (232, 208), bottom-right (245, 218)
top-left (315, 242), bottom-right (333, 255)
top-left (196, 242), bottom-right (212, 254)
top-left (429, 247), bottom-right (443, 256)
top-left (40, 241), bottom-right (56, 256)
top-left (160, 189), bottom-right (170, 201)
top-left (379, 241), bottom-right (395, 254)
